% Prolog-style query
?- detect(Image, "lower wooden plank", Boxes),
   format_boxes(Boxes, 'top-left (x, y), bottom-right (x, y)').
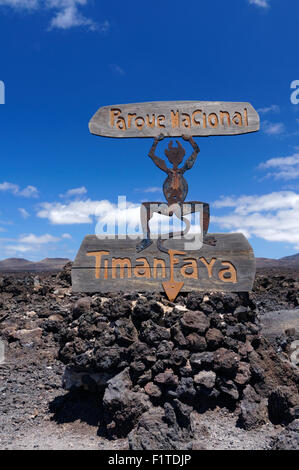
top-left (72, 234), bottom-right (256, 294)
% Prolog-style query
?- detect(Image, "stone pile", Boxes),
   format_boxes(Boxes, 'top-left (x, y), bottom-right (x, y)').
top-left (56, 286), bottom-right (299, 444)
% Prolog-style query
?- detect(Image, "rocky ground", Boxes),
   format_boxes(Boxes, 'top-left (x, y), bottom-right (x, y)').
top-left (0, 264), bottom-right (298, 450)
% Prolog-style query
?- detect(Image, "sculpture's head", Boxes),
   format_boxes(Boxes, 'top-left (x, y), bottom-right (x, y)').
top-left (164, 140), bottom-right (185, 167)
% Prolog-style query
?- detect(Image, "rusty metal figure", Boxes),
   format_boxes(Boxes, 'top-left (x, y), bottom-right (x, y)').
top-left (149, 134), bottom-right (199, 205)
top-left (136, 134), bottom-right (216, 253)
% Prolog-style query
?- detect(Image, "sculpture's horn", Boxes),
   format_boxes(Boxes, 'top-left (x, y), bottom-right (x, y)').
top-left (168, 141), bottom-right (173, 149)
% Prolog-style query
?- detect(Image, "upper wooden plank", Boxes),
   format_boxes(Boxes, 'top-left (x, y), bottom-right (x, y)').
top-left (89, 101), bottom-right (260, 138)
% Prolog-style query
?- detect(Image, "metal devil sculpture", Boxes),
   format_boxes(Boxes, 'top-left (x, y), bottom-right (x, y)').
top-left (72, 101), bottom-right (259, 301)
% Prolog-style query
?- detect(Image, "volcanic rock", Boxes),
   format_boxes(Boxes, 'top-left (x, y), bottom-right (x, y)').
top-left (180, 310), bottom-right (210, 334)
top-left (103, 368), bottom-right (150, 436)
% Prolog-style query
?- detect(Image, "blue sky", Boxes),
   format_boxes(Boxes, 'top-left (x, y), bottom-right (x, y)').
top-left (0, 0), bottom-right (299, 261)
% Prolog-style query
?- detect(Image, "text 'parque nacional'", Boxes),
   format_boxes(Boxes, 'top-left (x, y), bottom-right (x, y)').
top-left (89, 101), bottom-right (260, 138)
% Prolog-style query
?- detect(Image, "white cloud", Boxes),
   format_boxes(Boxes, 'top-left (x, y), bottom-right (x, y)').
top-left (0, 0), bottom-right (100, 31)
top-left (62, 232), bottom-right (72, 239)
top-left (5, 232), bottom-right (62, 254)
top-left (212, 191), bottom-right (299, 250)
top-left (0, 0), bottom-right (38, 8)
top-left (7, 244), bottom-right (34, 253)
top-left (263, 121), bottom-right (285, 136)
top-left (19, 185), bottom-right (39, 197)
top-left (0, 182), bottom-right (39, 198)
top-left (257, 104), bottom-right (280, 114)
top-left (135, 186), bottom-right (162, 194)
top-left (48, 0), bottom-right (97, 31)
top-left (18, 208), bottom-right (30, 218)
top-left (19, 233), bottom-right (60, 244)
top-left (248, 0), bottom-right (270, 8)
top-left (259, 153), bottom-right (299, 180)
top-left (144, 187), bottom-right (162, 194)
top-left (36, 197), bottom-right (207, 241)
top-left (0, 182), bottom-right (19, 194)
top-left (59, 186), bottom-right (87, 198)
top-left (37, 198), bottom-right (118, 224)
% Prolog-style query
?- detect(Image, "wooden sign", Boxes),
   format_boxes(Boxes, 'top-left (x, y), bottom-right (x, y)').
top-left (72, 234), bottom-right (256, 299)
top-left (89, 101), bottom-right (260, 138)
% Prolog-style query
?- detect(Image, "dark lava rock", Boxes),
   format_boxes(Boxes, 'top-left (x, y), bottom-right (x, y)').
top-left (180, 311), bottom-right (210, 334)
top-left (56, 261), bottom-right (72, 285)
top-left (186, 332), bottom-right (207, 352)
top-left (176, 377), bottom-right (196, 400)
top-left (132, 299), bottom-right (163, 324)
top-left (114, 318), bottom-right (138, 346)
top-left (213, 348), bottom-right (240, 378)
top-left (144, 382), bottom-right (162, 398)
top-left (156, 340), bottom-right (174, 359)
top-left (268, 386), bottom-right (299, 425)
top-left (234, 362), bottom-right (251, 386)
top-left (238, 385), bottom-right (268, 430)
top-left (154, 368), bottom-right (179, 387)
top-left (194, 370), bottom-right (216, 390)
top-left (140, 320), bottom-right (171, 346)
top-left (72, 297), bottom-right (91, 319)
top-left (128, 406), bottom-right (192, 450)
top-left (205, 328), bottom-right (224, 350)
top-left (190, 351), bottom-right (214, 370)
top-left (103, 368), bottom-right (150, 436)
top-left (217, 377), bottom-right (239, 401)
top-left (171, 324), bottom-right (188, 347)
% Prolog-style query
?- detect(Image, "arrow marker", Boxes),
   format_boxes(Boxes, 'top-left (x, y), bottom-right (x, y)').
top-left (162, 280), bottom-right (184, 302)
top-left (162, 249), bottom-right (186, 302)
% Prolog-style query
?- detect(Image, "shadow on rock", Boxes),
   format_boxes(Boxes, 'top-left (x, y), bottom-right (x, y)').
top-left (49, 390), bottom-right (103, 428)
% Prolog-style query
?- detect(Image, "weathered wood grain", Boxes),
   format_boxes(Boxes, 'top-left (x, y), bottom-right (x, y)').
top-left (72, 234), bottom-right (256, 294)
top-left (89, 101), bottom-right (260, 138)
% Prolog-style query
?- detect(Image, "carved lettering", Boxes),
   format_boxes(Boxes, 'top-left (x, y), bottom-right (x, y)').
top-left (87, 251), bottom-right (109, 279)
top-left (134, 258), bottom-right (151, 278)
top-left (218, 261), bottom-right (237, 283)
top-left (220, 111), bottom-right (231, 126)
top-left (171, 110), bottom-right (180, 128)
top-left (199, 257), bottom-right (216, 278)
top-left (232, 112), bottom-right (243, 127)
top-left (116, 117), bottom-right (126, 130)
top-left (181, 258), bottom-right (198, 279)
top-left (181, 113), bottom-right (191, 129)
top-left (112, 258), bottom-right (132, 279)
top-left (157, 115), bottom-right (166, 128)
top-left (110, 108), bottom-right (121, 127)
top-left (153, 258), bottom-right (166, 278)
top-left (192, 110), bottom-right (202, 126)
top-left (244, 108), bottom-right (249, 126)
top-left (86, 249), bottom-right (242, 288)
top-left (127, 113), bottom-right (136, 128)
top-left (106, 105), bottom-right (256, 134)
top-left (146, 114), bottom-right (155, 128)
top-left (208, 113), bottom-right (219, 128)
top-left (135, 116), bottom-right (145, 129)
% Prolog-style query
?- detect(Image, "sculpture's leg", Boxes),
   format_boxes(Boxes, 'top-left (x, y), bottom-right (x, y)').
top-left (183, 202), bottom-right (216, 246)
top-left (201, 202), bottom-right (216, 246)
top-left (136, 203), bottom-right (154, 252)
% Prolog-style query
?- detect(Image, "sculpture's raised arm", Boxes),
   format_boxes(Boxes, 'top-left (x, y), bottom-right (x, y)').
top-left (181, 135), bottom-right (200, 173)
top-left (148, 134), bottom-right (168, 173)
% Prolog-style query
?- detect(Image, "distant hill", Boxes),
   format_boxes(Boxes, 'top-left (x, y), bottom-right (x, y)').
top-left (0, 257), bottom-right (70, 272)
top-left (256, 253), bottom-right (299, 268)
top-left (1, 253), bottom-right (299, 272)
